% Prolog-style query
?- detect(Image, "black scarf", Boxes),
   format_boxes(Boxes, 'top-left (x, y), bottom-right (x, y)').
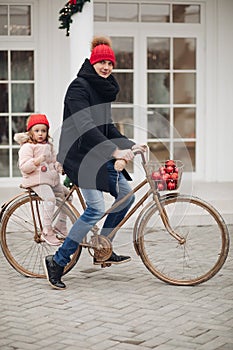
top-left (77, 59), bottom-right (119, 102)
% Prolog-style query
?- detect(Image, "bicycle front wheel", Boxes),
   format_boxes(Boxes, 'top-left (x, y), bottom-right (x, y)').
top-left (137, 194), bottom-right (230, 286)
top-left (0, 193), bottom-right (82, 278)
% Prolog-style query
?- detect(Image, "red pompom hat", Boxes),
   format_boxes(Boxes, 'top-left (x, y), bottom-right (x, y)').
top-left (27, 114), bottom-right (50, 131)
top-left (90, 44), bottom-right (116, 66)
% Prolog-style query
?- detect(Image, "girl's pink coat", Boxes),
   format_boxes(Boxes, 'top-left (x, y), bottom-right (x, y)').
top-left (16, 134), bottom-right (61, 188)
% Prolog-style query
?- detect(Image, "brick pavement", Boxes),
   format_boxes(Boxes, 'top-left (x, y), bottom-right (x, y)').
top-left (0, 226), bottom-right (232, 350)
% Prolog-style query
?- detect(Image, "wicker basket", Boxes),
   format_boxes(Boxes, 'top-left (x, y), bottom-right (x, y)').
top-left (147, 160), bottom-right (183, 191)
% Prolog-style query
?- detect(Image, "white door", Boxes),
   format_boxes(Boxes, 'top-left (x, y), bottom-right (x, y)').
top-left (95, 2), bottom-right (205, 178)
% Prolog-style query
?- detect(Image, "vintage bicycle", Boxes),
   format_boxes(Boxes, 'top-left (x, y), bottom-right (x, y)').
top-left (0, 150), bottom-right (230, 286)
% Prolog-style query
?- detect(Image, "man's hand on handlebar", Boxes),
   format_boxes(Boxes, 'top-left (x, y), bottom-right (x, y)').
top-left (112, 149), bottom-right (135, 162)
top-left (113, 144), bottom-right (147, 172)
top-left (132, 144), bottom-right (148, 154)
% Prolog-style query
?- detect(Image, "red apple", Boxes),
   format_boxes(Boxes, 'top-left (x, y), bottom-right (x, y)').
top-left (166, 165), bottom-right (174, 174)
top-left (170, 172), bottom-right (178, 181)
top-left (157, 182), bottom-right (165, 191)
top-left (159, 166), bottom-right (166, 175)
top-left (167, 181), bottom-right (176, 190)
top-left (151, 171), bottom-right (161, 180)
top-left (174, 167), bottom-right (179, 173)
top-left (165, 160), bottom-right (176, 167)
top-left (162, 173), bottom-right (170, 182)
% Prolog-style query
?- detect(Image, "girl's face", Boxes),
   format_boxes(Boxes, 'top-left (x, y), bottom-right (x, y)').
top-left (93, 60), bottom-right (113, 78)
top-left (31, 124), bottom-right (48, 143)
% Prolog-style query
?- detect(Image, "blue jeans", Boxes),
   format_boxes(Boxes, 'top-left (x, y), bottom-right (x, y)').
top-left (54, 161), bottom-right (135, 267)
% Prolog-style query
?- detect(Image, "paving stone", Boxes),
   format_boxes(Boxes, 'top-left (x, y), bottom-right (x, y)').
top-left (0, 226), bottom-right (232, 350)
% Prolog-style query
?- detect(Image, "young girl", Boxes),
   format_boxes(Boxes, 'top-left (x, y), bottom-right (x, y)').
top-left (14, 113), bottom-right (70, 246)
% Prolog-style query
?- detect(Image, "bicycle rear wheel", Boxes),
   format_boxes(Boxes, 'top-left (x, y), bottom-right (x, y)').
top-left (0, 193), bottom-right (82, 278)
top-left (137, 194), bottom-right (230, 286)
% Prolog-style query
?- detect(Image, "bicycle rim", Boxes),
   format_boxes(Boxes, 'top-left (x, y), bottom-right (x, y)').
top-left (137, 194), bottom-right (230, 286)
top-left (0, 194), bottom-right (81, 278)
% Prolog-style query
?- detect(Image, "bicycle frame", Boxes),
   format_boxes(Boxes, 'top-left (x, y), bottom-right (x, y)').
top-left (58, 152), bottom-right (185, 247)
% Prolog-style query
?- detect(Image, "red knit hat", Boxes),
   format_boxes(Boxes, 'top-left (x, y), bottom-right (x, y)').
top-left (90, 36), bottom-right (116, 66)
top-left (27, 114), bottom-right (50, 131)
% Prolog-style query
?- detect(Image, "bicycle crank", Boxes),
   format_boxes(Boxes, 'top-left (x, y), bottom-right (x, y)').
top-left (88, 235), bottom-right (113, 262)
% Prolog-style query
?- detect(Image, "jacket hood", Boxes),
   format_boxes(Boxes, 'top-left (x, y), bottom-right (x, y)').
top-left (14, 132), bottom-right (30, 145)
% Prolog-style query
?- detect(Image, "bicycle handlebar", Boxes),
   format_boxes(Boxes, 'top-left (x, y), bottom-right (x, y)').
top-left (114, 148), bottom-right (147, 171)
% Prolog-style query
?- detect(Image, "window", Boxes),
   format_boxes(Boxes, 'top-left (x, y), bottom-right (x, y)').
top-left (109, 3), bottom-right (138, 22)
top-left (111, 36), bottom-right (134, 132)
top-left (147, 37), bottom-right (196, 171)
top-left (0, 5), bottom-right (31, 36)
top-left (111, 37), bottom-right (134, 172)
top-left (94, 2), bottom-right (200, 23)
top-left (172, 5), bottom-right (200, 23)
top-left (0, 50), bottom-right (35, 177)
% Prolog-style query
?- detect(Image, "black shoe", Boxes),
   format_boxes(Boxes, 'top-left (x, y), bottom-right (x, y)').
top-left (43, 255), bottom-right (66, 290)
top-left (94, 251), bottom-right (131, 265)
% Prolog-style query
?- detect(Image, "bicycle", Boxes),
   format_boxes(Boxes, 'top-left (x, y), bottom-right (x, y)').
top-left (0, 151), bottom-right (230, 286)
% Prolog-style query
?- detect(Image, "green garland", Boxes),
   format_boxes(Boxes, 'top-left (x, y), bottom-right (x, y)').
top-left (59, 0), bottom-right (90, 36)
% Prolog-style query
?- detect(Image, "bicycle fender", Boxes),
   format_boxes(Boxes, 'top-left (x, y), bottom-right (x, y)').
top-left (0, 192), bottom-right (31, 222)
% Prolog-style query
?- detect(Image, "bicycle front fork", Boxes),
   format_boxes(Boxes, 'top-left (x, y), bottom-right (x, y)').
top-left (153, 193), bottom-right (186, 245)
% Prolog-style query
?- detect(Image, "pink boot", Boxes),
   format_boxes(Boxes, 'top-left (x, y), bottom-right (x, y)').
top-left (41, 199), bottom-right (61, 245)
top-left (54, 195), bottom-right (72, 239)
top-left (54, 219), bottom-right (68, 239)
top-left (41, 228), bottom-right (61, 246)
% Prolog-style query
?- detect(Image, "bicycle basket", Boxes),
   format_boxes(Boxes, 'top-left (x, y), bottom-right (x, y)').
top-left (147, 160), bottom-right (183, 191)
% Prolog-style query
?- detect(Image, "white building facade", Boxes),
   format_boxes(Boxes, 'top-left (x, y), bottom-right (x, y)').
top-left (0, 0), bottom-right (232, 221)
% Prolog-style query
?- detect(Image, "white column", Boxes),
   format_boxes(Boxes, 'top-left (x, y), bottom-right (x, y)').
top-left (69, 1), bottom-right (94, 79)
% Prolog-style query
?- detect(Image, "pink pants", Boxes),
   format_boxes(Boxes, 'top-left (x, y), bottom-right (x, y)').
top-left (31, 183), bottom-right (70, 230)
